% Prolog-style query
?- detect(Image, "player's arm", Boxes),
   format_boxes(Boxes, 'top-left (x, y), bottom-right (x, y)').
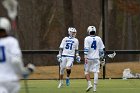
top-left (75, 39), bottom-right (81, 63)
top-left (57, 48), bottom-right (63, 62)
top-left (57, 38), bottom-right (65, 62)
top-left (99, 48), bottom-right (106, 67)
top-left (75, 50), bottom-right (81, 63)
top-left (10, 38), bottom-right (35, 77)
top-left (98, 38), bottom-right (106, 66)
top-left (84, 37), bottom-right (89, 63)
top-left (99, 48), bottom-right (105, 59)
top-left (75, 39), bottom-right (79, 56)
top-left (84, 47), bottom-right (88, 64)
top-left (99, 37), bottom-right (105, 59)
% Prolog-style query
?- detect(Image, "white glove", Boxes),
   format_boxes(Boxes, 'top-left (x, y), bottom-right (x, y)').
top-left (27, 63), bottom-right (35, 73)
top-left (57, 54), bottom-right (62, 62)
top-left (76, 56), bottom-right (81, 63)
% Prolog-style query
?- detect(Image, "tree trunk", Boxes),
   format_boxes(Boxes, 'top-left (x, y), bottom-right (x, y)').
top-left (63, 0), bottom-right (74, 33)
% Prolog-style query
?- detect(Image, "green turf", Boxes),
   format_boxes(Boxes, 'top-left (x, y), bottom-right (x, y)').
top-left (20, 79), bottom-right (140, 93)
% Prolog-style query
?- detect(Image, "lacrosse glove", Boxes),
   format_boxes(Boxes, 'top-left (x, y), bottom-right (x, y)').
top-left (57, 54), bottom-right (62, 62)
top-left (27, 63), bottom-right (35, 73)
top-left (76, 56), bottom-right (81, 63)
top-left (23, 63), bottom-right (35, 78)
top-left (100, 58), bottom-right (105, 66)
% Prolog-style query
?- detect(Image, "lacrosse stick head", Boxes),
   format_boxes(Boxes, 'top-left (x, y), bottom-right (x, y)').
top-left (2, 0), bottom-right (18, 21)
top-left (2, 0), bottom-right (18, 31)
top-left (108, 51), bottom-right (116, 59)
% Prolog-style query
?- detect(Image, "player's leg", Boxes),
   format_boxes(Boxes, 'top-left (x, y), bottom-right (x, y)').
top-left (84, 60), bottom-right (92, 92)
top-left (8, 81), bottom-right (20, 93)
top-left (58, 67), bottom-right (65, 88)
top-left (85, 73), bottom-right (93, 92)
top-left (93, 72), bottom-right (98, 92)
top-left (65, 57), bottom-right (74, 86)
top-left (66, 68), bottom-right (71, 86)
top-left (0, 81), bottom-right (20, 93)
top-left (58, 57), bottom-right (66, 88)
top-left (92, 59), bottom-right (100, 92)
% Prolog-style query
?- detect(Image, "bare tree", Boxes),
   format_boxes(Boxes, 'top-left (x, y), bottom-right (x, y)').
top-left (63, 0), bottom-right (74, 33)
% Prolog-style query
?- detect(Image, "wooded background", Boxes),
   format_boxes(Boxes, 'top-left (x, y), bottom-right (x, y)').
top-left (0, 0), bottom-right (140, 65)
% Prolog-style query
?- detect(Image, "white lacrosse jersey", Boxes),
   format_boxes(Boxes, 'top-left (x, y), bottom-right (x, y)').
top-left (84, 36), bottom-right (105, 59)
top-left (0, 36), bottom-right (22, 82)
top-left (59, 36), bottom-right (79, 57)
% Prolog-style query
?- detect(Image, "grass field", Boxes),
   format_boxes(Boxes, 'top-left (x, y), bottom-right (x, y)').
top-left (20, 79), bottom-right (140, 93)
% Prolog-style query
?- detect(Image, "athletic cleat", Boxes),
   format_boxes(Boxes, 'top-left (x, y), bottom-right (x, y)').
top-left (58, 83), bottom-right (63, 88)
top-left (66, 78), bottom-right (70, 86)
top-left (93, 87), bottom-right (96, 92)
top-left (93, 89), bottom-right (96, 92)
top-left (93, 84), bottom-right (97, 92)
top-left (86, 85), bottom-right (93, 92)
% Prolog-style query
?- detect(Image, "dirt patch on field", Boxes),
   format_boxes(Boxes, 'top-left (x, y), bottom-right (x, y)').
top-left (29, 62), bottom-right (140, 79)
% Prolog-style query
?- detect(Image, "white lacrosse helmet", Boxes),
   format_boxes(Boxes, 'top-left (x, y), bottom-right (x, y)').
top-left (0, 17), bottom-right (11, 33)
top-left (87, 26), bottom-right (96, 35)
top-left (68, 27), bottom-right (77, 37)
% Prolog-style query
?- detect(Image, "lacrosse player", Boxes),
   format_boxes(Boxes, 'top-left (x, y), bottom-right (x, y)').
top-left (57, 27), bottom-right (81, 88)
top-left (0, 17), bottom-right (35, 93)
top-left (84, 26), bottom-right (105, 92)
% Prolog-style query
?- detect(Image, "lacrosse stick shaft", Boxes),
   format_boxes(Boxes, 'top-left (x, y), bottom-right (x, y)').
top-left (24, 79), bottom-right (29, 93)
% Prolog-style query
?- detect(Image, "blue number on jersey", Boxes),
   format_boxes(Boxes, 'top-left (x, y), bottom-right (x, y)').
top-left (0, 46), bottom-right (6, 63)
top-left (91, 40), bottom-right (97, 50)
top-left (65, 43), bottom-right (73, 50)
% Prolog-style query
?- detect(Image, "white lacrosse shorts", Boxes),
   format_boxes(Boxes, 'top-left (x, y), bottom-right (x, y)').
top-left (84, 58), bottom-right (100, 73)
top-left (0, 81), bottom-right (20, 93)
top-left (60, 57), bottom-right (74, 69)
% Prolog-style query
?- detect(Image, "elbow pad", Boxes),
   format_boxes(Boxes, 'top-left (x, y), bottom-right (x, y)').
top-left (84, 48), bottom-right (89, 55)
top-left (99, 49), bottom-right (104, 58)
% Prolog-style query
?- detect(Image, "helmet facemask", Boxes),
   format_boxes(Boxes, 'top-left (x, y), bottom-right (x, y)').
top-left (68, 27), bottom-right (77, 38)
top-left (69, 31), bottom-right (76, 37)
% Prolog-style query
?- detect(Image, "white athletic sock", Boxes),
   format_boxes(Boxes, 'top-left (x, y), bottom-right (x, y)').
top-left (93, 84), bottom-right (97, 91)
top-left (88, 81), bottom-right (92, 86)
top-left (66, 77), bottom-right (69, 79)
top-left (94, 72), bottom-right (98, 84)
top-left (60, 80), bottom-right (63, 83)
top-left (94, 84), bottom-right (96, 88)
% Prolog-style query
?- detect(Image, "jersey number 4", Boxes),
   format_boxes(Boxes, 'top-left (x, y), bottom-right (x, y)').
top-left (0, 46), bottom-right (6, 62)
top-left (91, 40), bottom-right (97, 50)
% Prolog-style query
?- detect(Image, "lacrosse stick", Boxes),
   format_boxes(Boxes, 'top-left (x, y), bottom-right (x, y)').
top-left (22, 63), bottom-right (35, 93)
top-left (2, 0), bottom-right (18, 30)
top-left (100, 51), bottom-right (116, 67)
top-left (24, 78), bottom-right (29, 93)
top-left (107, 51), bottom-right (116, 59)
